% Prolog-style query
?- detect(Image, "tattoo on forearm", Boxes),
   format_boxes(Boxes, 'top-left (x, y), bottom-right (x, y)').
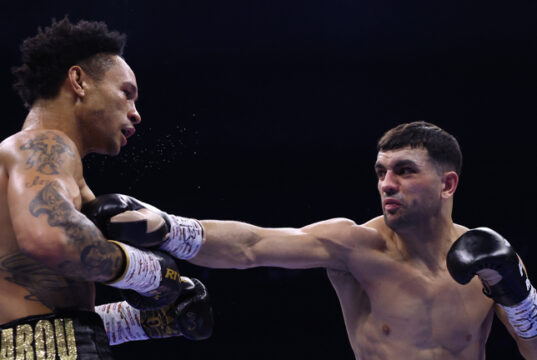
top-left (20, 132), bottom-right (74, 175)
top-left (0, 253), bottom-right (91, 310)
top-left (29, 181), bottom-right (122, 281)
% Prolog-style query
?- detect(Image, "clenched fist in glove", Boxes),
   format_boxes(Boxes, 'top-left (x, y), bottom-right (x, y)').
top-left (96, 277), bottom-right (214, 345)
top-left (82, 194), bottom-right (203, 260)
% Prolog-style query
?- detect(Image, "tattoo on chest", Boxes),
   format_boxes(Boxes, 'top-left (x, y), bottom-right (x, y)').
top-left (29, 181), bottom-right (122, 281)
top-left (20, 132), bottom-right (74, 175)
top-left (0, 253), bottom-right (87, 310)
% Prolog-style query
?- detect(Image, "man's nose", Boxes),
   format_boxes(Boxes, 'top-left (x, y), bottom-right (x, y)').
top-left (128, 105), bottom-right (141, 125)
top-left (380, 170), bottom-right (398, 196)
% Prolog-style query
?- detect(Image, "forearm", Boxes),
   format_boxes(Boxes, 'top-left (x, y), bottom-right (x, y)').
top-left (49, 214), bottom-right (125, 283)
top-left (518, 337), bottom-right (537, 359)
top-left (193, 220), bottom-right (262, 268)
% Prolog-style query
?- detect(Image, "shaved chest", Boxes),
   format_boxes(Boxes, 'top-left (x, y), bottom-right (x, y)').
top-left (329, 253), bottom-right (495, 357)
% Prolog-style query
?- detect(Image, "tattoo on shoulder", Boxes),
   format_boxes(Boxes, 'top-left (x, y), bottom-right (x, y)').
top-left (29, 180), bottom-right (122, 281)
top-left (20, 132), bottom-right (75, 175)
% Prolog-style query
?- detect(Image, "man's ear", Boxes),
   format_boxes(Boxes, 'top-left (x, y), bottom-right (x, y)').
top-left (441, 171), bottom-right (459, 199)
top-left (67, 65), bottom-right (86, 97)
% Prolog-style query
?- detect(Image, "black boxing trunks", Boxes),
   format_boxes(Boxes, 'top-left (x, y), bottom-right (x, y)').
top-left (0, 310), bottom-right (114, 360)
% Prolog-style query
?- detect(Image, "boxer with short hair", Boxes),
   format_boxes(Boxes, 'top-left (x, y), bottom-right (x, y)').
top-left (0, 17), bottom-right (212, 359)
top-left (91, 122), bottom-right (537, 359)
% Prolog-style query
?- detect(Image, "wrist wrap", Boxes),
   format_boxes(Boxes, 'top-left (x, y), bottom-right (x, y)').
top-left (95, 301), bottom-right (149, 345)
top-left (501, 286), bottom-right (537, 339)
top-left (107, 241), bottom-right (162, 294)
top-left (161, 215), bottom-right (203, 260)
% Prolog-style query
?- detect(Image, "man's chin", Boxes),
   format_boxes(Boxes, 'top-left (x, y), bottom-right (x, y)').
top-left (383, 212), bottom-right (406, 230)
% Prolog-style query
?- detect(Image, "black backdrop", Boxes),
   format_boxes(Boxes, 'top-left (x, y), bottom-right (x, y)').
top-left (1, 1), bottom-right (536, 359)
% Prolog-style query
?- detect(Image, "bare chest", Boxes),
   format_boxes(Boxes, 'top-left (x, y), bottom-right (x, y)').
top-left (328, 254), bottom-right (494, 359)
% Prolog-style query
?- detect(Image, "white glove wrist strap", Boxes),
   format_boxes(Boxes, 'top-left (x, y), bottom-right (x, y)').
top-left (161, 215), bottom-right (203, 260)
top-left (95, 301), bottom-right (149, 345)
top-left (500, 286), bottom-right (537, 339)
top-left (107, 241), bottom-right (162, 294)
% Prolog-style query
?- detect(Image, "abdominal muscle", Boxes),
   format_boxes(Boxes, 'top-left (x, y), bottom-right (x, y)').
top-left (327, 268), bottom-right (494, 360)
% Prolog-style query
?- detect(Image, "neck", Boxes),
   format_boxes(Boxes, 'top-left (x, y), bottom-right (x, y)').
top-left (391, 210), bottom-right (456, 272)
top-left (22, 98), bottom-right (85, 156)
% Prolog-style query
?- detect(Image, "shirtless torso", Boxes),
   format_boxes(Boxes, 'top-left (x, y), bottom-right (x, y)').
top-left (326, 217), bottom-right (494, 360)
top-left (0, 129), bottom-right (96, 324)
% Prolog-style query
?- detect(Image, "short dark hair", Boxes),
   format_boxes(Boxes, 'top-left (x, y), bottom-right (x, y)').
top-left (12, 16), bottom-right (127, 108)
top-left (377, 121), bottom-right (463, 175)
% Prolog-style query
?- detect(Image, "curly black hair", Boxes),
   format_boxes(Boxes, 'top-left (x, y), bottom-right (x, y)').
top-left (12, 16), bottom-right (127, 108)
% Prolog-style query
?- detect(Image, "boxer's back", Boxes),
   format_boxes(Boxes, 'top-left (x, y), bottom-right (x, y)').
top-left (0, 135), bottom-right (94, 324)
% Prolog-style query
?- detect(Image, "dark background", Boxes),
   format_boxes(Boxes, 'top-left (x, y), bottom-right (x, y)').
top-left (1, 1), bottom-right (536, 359)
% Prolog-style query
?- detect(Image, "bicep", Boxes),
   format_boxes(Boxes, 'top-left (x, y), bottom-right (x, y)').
top-left (8, 158), bottom-right (80, 257)
top-left (6, 131), bottom-right (81, 255)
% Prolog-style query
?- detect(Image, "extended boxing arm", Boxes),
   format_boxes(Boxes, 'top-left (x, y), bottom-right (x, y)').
top-left (194, 219), bottom-right (351, 270)
top-left (82, 193), bottom-right (353, 271)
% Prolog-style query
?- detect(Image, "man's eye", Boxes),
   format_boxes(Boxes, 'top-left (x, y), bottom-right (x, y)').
top-left (399, 167), bottom-right (415, 175)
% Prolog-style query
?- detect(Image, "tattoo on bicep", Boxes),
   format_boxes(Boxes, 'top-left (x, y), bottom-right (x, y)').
top-left (29, 181), bottom-right (122, 280)
top-left (20, 132), bottom-right (74, 175)
top-left (30, 181), bottom-right (77, 227)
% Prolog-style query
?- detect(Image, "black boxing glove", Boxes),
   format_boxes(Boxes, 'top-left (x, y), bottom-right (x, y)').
top-left (82, 194), bottom-right (203, 260)
top-left (447, 227), bottom-right (537, 338)
top-left (107, 241), bottom-right (183, 310)
top-left (96, 277), bottom-right (214, 345)
top-left (141, 277), bottom-right (214, 340)
top-left (446, 227), bottom-right (529, 306)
